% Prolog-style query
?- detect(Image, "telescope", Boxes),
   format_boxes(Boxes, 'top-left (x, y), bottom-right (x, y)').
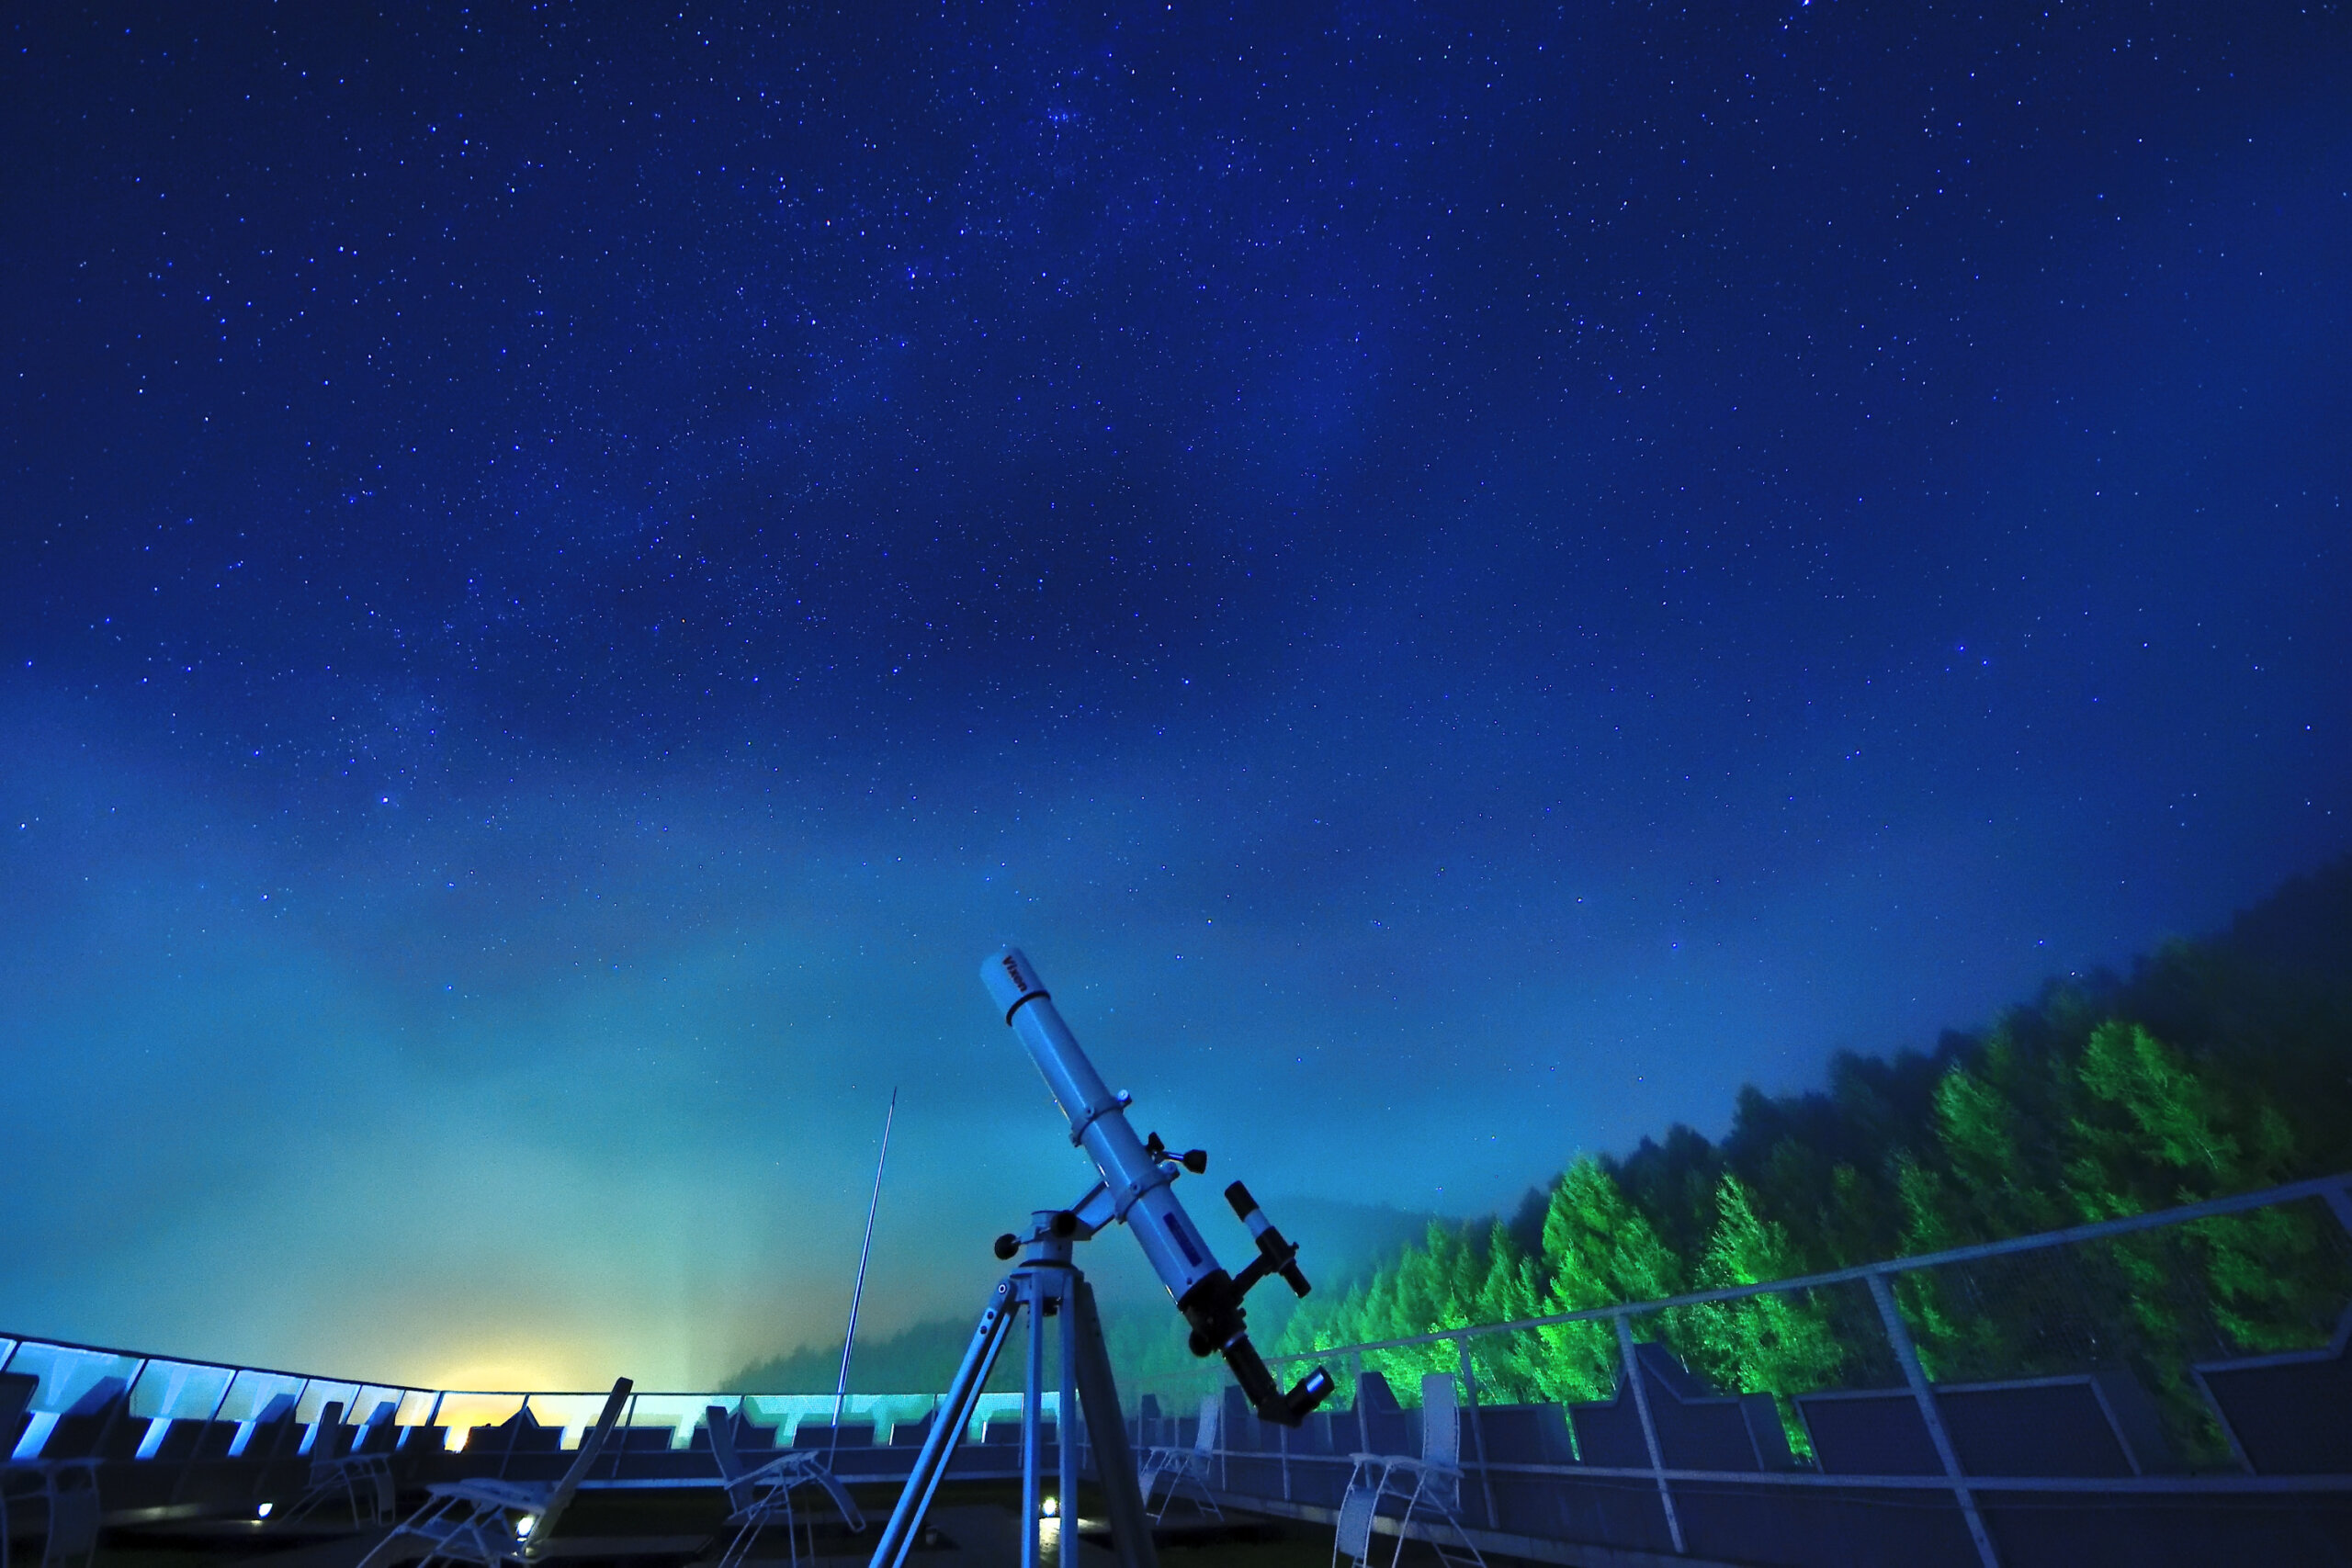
top-left (981, 947), bottom-right (1333, 1426)
top-left (867, 952), bottom-right (1334, 1568)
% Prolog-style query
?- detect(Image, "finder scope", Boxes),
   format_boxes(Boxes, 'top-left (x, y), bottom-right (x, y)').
top-left (981, 947), bottom-right (1333, 1427)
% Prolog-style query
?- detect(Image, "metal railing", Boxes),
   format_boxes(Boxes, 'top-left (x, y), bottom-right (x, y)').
top-left (1133, 1171), bottom-right (2352, 1568)
top-left (8, 1173), bottom-right (2350, 1565)
top-left (0, 1334), bottom-right (1048, 1465)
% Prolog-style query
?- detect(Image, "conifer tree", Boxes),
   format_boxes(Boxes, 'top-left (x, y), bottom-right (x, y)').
top-left (2064, 1021), bottom-right (2333, 1358)
top-left (1680, 1175), bottom-right (1844, 1451)
top-left (1530, 1158), bottom-right (1683, 1404)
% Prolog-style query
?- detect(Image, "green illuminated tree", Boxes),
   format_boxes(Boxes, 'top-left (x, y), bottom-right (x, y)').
top-left (1685, 1176), bottom-right (1844, 1394)
top-left (1528, 1157), bottom-right (1683, 1404)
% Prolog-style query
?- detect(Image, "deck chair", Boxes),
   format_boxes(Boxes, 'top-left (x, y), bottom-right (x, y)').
top-left (1136, 1395), bottom-right (1221, 1522)
top-left (704, 1405), bottom-right (866, 1568)
top-left (279, 1400), bottom-right (398, 1527)
top-left (353, 1378), bottom-right (632, 1568)
top-left (0, 1459), bottom-right (101, 1568)
top-left (1333, 1373), bottom-right (1485, 1568)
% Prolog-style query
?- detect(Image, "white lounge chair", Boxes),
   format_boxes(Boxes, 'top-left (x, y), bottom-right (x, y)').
top-left (278, 1400), bottom-right (397, 1527)
top-left (0, 1459), bottom-right (100, 1568)
top-left (353, 1378), bottom-right (631, 1568)
top-left (1333, 1373), bottom-right (1486, 1568)
top-left (1136, 1395), bottom-right (1221, 1522)
top-left (704, 1406), bottom-right (867, 1568)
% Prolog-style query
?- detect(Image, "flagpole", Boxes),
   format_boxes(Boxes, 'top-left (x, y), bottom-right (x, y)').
top-left (831, 1088), bottom-right (896, 1457)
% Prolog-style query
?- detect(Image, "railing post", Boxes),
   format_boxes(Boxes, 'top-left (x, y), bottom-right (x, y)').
top-left (95, 1358), bottom-right (146, 1462)
top-left (502, 1392), bottom-right (530, 1478)
top-left (1457, 1334), bottom-right (1496, 1530)
top-left (1279, 1406), bottom-right (1292, 1503)
top-left (1868, 1270), bottom-right (1999, 1568)
top-left (2323, 1178), bottom-right (2352, 1239)
top-left (169, 1369), bottom-right (241, 1505)
top-left (1220, 1387), bottom-right (1230, 1495)
top-left (1614, 1314), bottom-right (1683, 1554)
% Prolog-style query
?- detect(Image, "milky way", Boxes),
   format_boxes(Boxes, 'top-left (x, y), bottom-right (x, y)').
top-left (2, 3), bottom-right (2346, 1388)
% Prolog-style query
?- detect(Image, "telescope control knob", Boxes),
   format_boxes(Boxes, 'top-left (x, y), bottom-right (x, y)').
top-left (993, 1233), bottom-right (1021, 1261)
top-left (1144, 1132), bottom-right (1210, 1175)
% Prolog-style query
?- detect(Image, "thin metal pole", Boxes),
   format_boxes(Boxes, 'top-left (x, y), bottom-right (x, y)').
top-left (833, 1089), bottom-right (898, 1460)
top-left (1868, 1270), bottom-right (1999, 1568)
top-left (1354, 1344), bottom-right (1374, 1457)
top-left (1458, 1335), bottom-right (1496, 1530)
top-left (1614, 1316), bottom-right (1682, 1555)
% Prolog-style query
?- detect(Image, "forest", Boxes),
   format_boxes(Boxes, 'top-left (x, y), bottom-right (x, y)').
top-left (1259, 858), bottom-right (2352, 1458)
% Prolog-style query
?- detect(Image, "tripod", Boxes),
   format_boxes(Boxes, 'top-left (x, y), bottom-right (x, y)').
top-left (865, 1212), bottom-right (1159, 1568)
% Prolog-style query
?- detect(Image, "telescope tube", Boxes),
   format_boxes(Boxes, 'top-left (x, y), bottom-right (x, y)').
top-left (983, 949), bottom-right (1222, 1303)
top-left (981, 948), bottom-right (1330, 1426)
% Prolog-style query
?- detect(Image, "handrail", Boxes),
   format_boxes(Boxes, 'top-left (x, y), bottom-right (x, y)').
top-left (1260, 1169), bottom-right (2352, 1363)
top-left (4, 1172), bottom-right (2347, 1411)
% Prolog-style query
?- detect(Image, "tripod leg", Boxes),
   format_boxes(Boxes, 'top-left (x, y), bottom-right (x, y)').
top-left (1023, 1273), bottom-right (1046, 1568)
top-left (1069, 1279), bottom-right (1159, 1568)
top-left (867, 1278), bottom-right (1022, 1568)
top-left (1058, 1277), bottom-right (1080, 1566)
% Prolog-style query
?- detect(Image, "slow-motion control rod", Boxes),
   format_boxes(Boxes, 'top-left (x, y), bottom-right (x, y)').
top-left (981, 948), bottom-right (1334, 1426)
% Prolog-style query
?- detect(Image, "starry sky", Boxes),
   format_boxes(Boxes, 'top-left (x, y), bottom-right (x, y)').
top-left (3, 2), bottom-right (2347, 1393)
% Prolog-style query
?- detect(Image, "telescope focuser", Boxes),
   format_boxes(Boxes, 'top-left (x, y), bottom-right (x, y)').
top-left (1163, 1181), bottom-right (1329, 1425)
top-left (1144, 1132), bottom-right (1209, 1175)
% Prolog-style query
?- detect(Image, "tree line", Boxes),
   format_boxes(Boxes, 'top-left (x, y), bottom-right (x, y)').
top-left (1268, 860), bottom-right (2352, 1460)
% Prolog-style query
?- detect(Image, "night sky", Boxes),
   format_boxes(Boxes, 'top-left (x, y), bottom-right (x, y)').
top-left (4, 3), bottom-right (2347, 1393)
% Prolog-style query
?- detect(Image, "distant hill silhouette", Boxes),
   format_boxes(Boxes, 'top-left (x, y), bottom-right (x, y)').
top-left (721, 1192), bottom-right (1439, 1393)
